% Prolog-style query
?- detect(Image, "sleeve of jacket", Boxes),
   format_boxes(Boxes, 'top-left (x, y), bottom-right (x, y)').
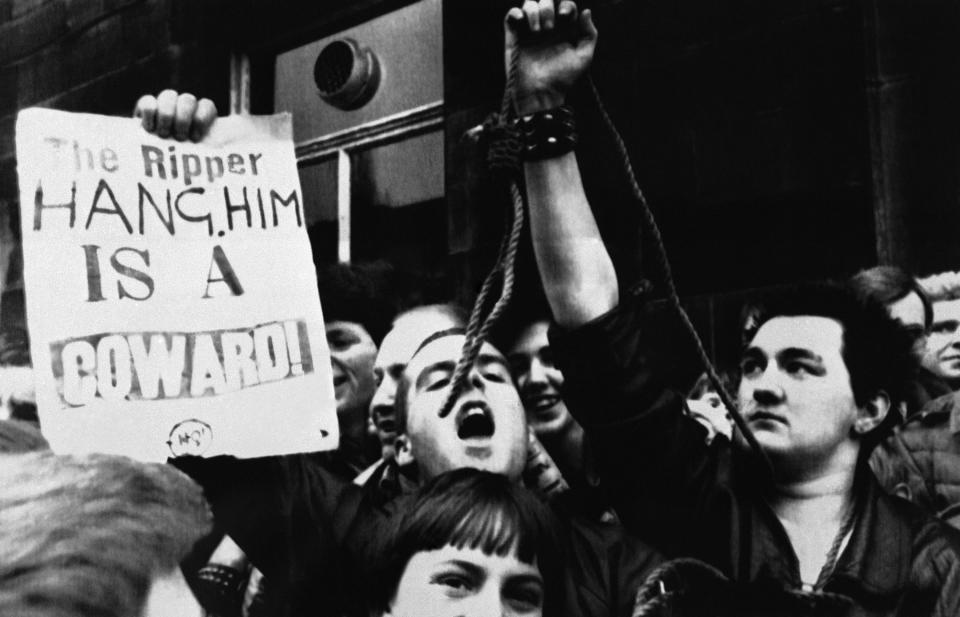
top-left (870, 393), bottom-right (956, 514)
top-left (562, 514), bottom-right (664, 617)
top-left (172, 453), bottom-right (361, 589)
top-left (927, 539), bottom-right (960, 617)
top-left (549, 291), bottom-right (725, 552)
top-left (869, 427), bottom-right (932, 508)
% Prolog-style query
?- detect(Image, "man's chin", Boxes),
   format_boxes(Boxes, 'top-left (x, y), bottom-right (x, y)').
top-left (457, 450), bottom-right (519, 477)
top-left (733, 427), bottom-right (790, 454)
top-left (335, 398), bottom-right (372, 425)
top-left (529, 411), bottom-right (572, 436)
top-left (334, 389), bottom-right (351, 408)
top-left (940, 365), bottom-right (960, 382)
top-left (461, 442), bottom-right (494, 459)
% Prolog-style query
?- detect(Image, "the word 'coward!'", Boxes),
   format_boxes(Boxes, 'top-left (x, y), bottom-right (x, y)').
top-left (51, 320), bottom-right (313, 406)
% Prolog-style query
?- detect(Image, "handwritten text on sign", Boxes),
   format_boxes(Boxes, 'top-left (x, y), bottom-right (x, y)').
top-left (51, 320), bottom-right (312, 405)
top-left (34, 140), bottom-right (303, 240)
top-left (16, 109), bottom-right (337, 462)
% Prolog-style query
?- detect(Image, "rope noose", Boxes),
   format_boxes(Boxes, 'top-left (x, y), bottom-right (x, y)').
top-left (442, 26), bottom-right (771, 479)
top-left (438, 46), bottom-right (526, 419)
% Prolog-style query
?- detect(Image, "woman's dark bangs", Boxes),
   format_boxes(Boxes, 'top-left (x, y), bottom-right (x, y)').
top-left (405, 489), bottom-right (547, 565)
top-left (394, 470), bottom-right (562, 571)
top-left (448, 496), bottom-right (524, 557)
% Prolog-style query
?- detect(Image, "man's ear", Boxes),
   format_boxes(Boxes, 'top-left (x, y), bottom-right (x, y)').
top-left (394, 434), bottom-right (415, 467)
top-left (854, 390), bottom-right (891, 435)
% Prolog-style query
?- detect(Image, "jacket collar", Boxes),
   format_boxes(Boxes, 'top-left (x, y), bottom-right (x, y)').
top-left (826, 473), bottom-right (912, 596)
top-left (908, 387), bottom-right (960, 434)
top-left (738, 462), bottom-right (912, 597)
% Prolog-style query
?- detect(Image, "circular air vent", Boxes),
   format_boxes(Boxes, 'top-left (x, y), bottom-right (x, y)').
top-left (313, 38), bottom-right (381, 111)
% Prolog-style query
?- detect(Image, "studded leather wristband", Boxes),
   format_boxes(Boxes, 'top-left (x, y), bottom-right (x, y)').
top-left (519, 105), bottom-right (576, 161)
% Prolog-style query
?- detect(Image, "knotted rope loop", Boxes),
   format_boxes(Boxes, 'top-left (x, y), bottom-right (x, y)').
top-left (439, 44), bottom-right (525, 420)
top-left (481, 113), bottom-right (523, 179)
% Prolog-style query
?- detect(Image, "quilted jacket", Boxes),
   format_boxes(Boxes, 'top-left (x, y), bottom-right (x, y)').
top-left (871, 391), bottom-right (960, 528)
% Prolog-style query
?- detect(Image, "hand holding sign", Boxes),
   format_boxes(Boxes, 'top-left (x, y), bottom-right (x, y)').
top-left (134, 90), bottom-right (218, 142)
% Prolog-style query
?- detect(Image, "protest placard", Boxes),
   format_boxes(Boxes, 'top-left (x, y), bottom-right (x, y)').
top-left (15, 109), bottom-right (338, 462)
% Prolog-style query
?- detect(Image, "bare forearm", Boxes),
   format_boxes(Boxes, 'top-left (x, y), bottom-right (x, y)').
top-left (525, 152), bottom-right (618, 327)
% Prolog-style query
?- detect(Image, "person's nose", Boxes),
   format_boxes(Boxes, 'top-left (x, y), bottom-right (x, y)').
top-left (468, 364), bottom-right (486, 392)
top-left (369, 378), bottom-right (395, 412)
top-left (753, 387), bottom-right (782, 407)
top-left (749, 366), bottom-right (785, 406)
top-left (526, 358), bottom-right (549, 386)
top-left (465, 585), bottom-right (506, 617)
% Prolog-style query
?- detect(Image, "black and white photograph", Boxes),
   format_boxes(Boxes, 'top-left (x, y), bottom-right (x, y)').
top-left (2, 1), bottom-right (960, 615)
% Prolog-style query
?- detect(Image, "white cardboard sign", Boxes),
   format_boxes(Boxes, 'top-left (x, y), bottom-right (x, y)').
top-left (16, 108), bottom-right (338, 462)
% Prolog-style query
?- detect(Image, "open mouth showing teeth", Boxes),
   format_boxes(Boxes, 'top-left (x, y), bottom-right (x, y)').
top-left (457, 403), bottom-right (495, 440)
top-left (527, 395), bottom-right (560, 413)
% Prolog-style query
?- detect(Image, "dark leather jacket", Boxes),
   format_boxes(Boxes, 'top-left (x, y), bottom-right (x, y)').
top-left (551, 293), bottom-right (960, 617)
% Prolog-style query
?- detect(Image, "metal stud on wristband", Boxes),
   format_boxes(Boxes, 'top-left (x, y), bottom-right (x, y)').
top-left (519, 105), bottom-right (576, 160)
top-left (194, 564), bottom-right (245, 617)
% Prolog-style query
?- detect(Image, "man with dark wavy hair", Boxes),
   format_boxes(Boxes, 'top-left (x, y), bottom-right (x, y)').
top-left (850, 265), bottom-right (950, 417)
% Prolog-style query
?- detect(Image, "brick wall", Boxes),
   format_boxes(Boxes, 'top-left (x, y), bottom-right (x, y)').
top-left (862, 0), bottom-right (960, 274)
top-left (0, 0), bottom-right (233, 221)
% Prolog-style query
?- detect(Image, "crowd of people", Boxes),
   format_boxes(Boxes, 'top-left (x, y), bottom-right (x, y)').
top-left (4, 2), bottom-right (960, 616)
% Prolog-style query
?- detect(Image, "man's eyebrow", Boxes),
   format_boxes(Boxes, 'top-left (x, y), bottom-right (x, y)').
top-left (776, 347), bottom-right (824, 364)
top-left (507, 572), bottom-right (545, 587)
top-left (740, 347), bottom-right (764, 361)
top-left (415, 360), bottom-right (456, 389)
top-left (445, 559), bottom-right (484, 578)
